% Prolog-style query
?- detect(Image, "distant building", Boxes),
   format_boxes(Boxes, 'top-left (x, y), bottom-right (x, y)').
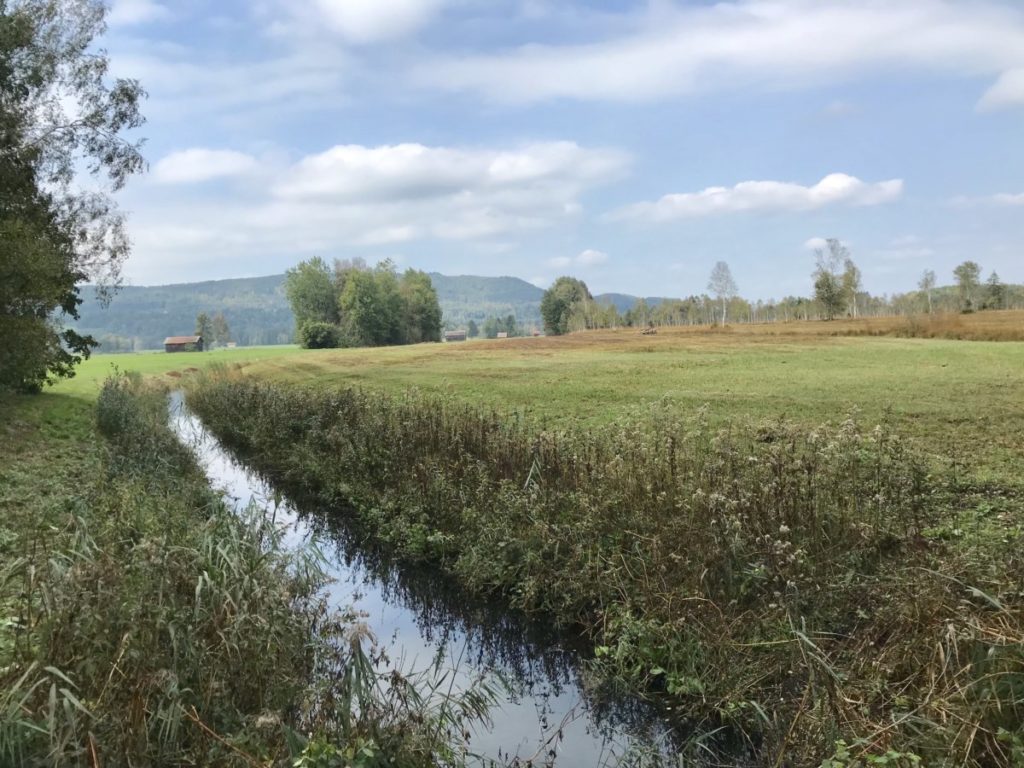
top-left (496, 331), bottom-right (508, 339)
top-left (164, 335), bottom-right (204, 352)
top-left (444, 330), bottom-right (467, 342)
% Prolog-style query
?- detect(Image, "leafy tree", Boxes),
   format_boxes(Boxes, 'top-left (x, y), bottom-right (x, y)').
top-left (841, 258), bottom-right (862, 318)
top-left (918, 269), bottom-right (936, 314)
top-left (953, 260), bottom-right (981, 312)
top-left (540, 276), bottom-right (591, 336)
top-left (285, 257), bottom-right (339, 331)
top-left (986, 271), bottom-right (1005, 310)
top-left (1, 0), bottom-right (145, 391)
top-left (212, 312), bottom-right (230, 346)
top-left (195, 312), bottom-right (213, 345)
top-left (467, 319), bottom-right (479, 338)
top-left (399, 268), bottom-right (442, 343)
top-left (812, 239), bottom-right (849, 320)
top-left (707, 261), bottom-right (738, 326)
top-left (482, 316), bottom-right (500, 339)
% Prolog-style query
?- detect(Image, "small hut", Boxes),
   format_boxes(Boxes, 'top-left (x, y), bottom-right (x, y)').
top-left (444, 330), bottom-right (467, 342)
top-left (164, 335), bottom-right (204, 353)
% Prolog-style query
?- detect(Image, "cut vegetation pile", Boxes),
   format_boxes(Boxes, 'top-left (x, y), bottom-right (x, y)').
top-left (189, 369), bottom-right (1024, 766)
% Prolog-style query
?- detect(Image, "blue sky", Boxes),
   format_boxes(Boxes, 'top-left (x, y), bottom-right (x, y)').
top-left (104, 0), bottom-right (1024, 299)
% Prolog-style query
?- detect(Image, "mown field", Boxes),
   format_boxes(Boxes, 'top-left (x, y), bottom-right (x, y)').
top-left (236, 321), bottom-right (1024, 484)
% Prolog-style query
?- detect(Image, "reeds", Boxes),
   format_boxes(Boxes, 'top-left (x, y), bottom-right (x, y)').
top-left (187, 368), bottom-right (1024, 766)
top-left (0, 374), bottom-right (497, 766)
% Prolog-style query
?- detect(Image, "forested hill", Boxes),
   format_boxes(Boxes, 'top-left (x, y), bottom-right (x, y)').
top-left (426, 273), bottom-right (544, 329)
top-left (76, 272), bottom-right (554, 351)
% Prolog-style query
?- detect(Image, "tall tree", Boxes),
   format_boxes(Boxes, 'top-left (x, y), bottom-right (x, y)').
top-left (841, 258), bottom-right (862, 319)
top-left (707, 261), bottom-right (738, 326)
top-left (540, 277), bottom-right (591, 336)
top-left (284, 256), bottom-right (339, 332)
top-left (467, 319), bottom-right (479, 338)
top-left (1, 0), bottom-right (145, 391)
top-left (918, 269), bottom-right (936, 314)
top-left (212, 312), bottom-right (230, 346)
top-left (399, 268), bottom-right (442, 344)
top-left (812, 239), bottom-right (849, 320)
top-left (194, 312), bottom-right (213, 345)
top-left (986, 271), bottom-right (1005, 310)
top-left (953, 260), bottom-right (981, 312)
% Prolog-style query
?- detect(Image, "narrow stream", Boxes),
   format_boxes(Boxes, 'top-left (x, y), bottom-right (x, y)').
top-left (168, 392), bottom-right (685, 766)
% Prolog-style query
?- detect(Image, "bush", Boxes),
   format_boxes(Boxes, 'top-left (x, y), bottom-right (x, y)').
top-left (299, 321), bottom-right (342, 349)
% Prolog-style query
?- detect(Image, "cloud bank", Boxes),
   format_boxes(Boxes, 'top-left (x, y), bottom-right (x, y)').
top-left (615, 174), bottom-right (903, 222)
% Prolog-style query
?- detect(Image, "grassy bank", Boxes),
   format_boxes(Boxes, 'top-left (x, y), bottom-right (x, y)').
top-left (0, 376), bottom-right (493, 766)
top-left (189, 368), bottom-right (1024, 766)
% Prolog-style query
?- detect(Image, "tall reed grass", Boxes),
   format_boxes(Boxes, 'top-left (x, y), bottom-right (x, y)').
top-left (188, 368), bottom-right (1024, 766)
top-left (0, 374), bottom-right (497, 766)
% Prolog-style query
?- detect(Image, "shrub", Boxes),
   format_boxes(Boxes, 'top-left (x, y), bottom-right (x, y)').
top-left (299, 320), bottom-right (342, 349)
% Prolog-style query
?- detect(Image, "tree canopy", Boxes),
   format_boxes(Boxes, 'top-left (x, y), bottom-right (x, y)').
top-left (1, 0), bottom-right (146, 390)
top-left (285, 257), bottom-right (442, 349)
top-left (540, 276), bottom-right (592, 336)
top-left (707, 261), bottom-right (738, 325)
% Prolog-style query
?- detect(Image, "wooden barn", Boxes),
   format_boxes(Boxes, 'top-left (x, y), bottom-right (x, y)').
top-left (164, 335), bottom-right (204, 353)
top-left (444, 330), bottom-right (467, 342)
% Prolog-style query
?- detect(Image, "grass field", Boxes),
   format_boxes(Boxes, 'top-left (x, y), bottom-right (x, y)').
top-left (229, 324), bottom-right (1024, 484)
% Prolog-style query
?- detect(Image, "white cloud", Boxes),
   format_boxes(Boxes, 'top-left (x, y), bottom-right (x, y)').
top-left (274, 141), bottom-right (627, 202)
top-left (153, 149), bottom-right (260, 184)
top-left (108, 0), bottom-right (170, 26)
top-left (576, 248), bottom-right (609, 266)
top-left (310, 0), bottom-right (449, 43)
top-left (616, 174), bottom-right (903, 222)
top-left (803, 237), bottom-right (829, 251)
top-left (128, 141), bottom-right (625, 277)
top-left (546, 249), bottom-right (609, 269)
top-left (978, 68), bottom-right (1024, 110)
top-left (993, 192), bottom-right (1024, 206)
top-left (418, 0), bottom-right (1024, 107)
top-left (949, 191), bottom-right (1024, 207)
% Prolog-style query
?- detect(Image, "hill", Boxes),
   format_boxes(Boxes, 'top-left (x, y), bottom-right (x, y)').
top-left (74, 273), bottom-right (549, 351)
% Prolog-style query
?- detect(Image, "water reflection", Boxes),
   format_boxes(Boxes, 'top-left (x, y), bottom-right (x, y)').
top-left (168, 392), bottom-right (743, 766)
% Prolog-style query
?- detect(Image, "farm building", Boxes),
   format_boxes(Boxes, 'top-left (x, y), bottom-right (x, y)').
top-left (164, 335), bottom-right (204, 352)
top-left (496, 331), bottom-right (508, 339)
top-left (444, 330), bottom-right (467, 342)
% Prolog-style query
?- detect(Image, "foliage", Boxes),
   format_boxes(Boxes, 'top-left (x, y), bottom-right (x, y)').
top-left (954, 260), bottom-right (982, 312)
top-left (189, 369), bottom-right (1024, 766)
top-left (540, 276), bottom-right (592, 335)
top-left (466, 319), bottom-right (479, 338)
top-left (211, 311), bottom-right (231, 346)
top-left (985, 271), bottom-right (1005, 310)
top-left (285, 256), bottom-right (339, 331)
top-left (299, 320), bottom-right (342, 349)
top-left (707, 261), bottom-right (738, 325)
top-left (812, 240), bottom-right (851, 320)
top-left (194, 310), bottom-right (212, 343)
top-left (0, 0), bottom-right (145, 391)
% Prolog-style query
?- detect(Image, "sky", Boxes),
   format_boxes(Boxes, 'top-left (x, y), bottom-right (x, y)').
top-left (102, 0), bottom-right (1024, 299)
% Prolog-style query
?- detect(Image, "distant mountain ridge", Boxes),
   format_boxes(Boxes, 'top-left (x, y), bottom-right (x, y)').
top-left (73, 271), bottom-right (682, 351)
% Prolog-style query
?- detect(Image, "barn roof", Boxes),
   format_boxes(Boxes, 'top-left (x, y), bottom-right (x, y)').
top-left (164, 335), bottom-right (202, 344)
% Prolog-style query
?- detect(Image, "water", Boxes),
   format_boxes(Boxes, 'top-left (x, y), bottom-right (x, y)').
top-left (168, 392), bottom-right (684, 766)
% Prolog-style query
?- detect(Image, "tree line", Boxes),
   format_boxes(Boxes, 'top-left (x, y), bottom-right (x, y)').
top-left (540, 240), bottom-right (1021, 335)
top-left (284, 257), bottom-right (443, 349)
